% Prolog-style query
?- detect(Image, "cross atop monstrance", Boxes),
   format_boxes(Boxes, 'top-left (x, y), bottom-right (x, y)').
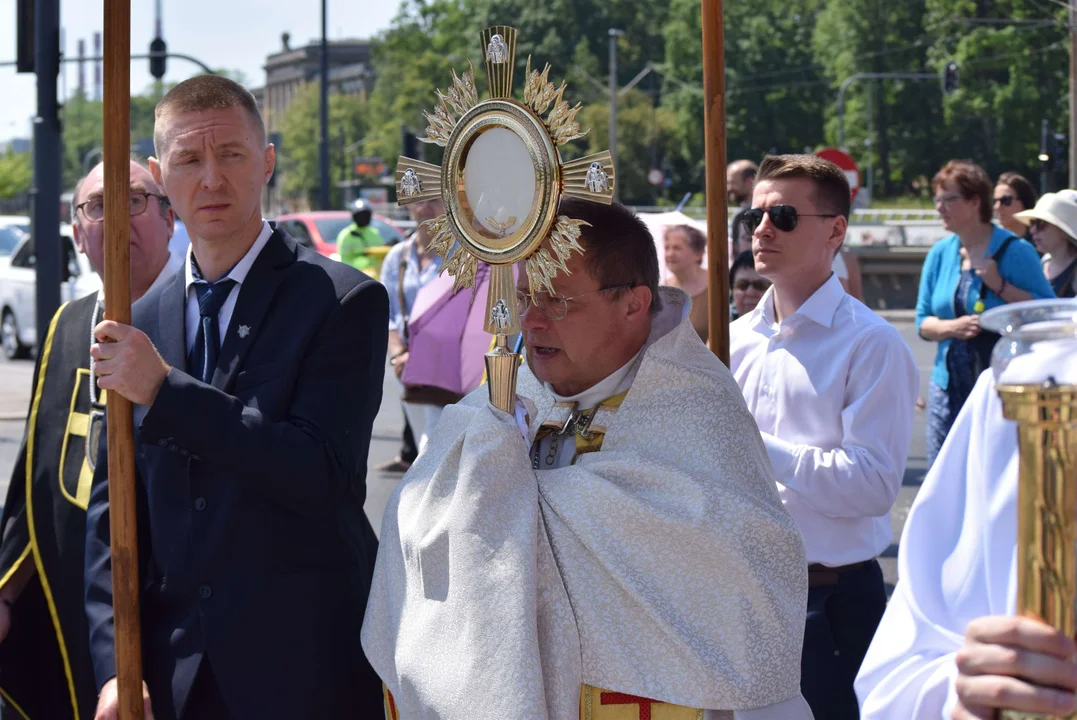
top-left (394, 25), bottom-right (616, 414)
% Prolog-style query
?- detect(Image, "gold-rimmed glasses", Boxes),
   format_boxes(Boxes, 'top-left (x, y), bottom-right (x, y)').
top-left (515, 284), bottom-right (634, 321)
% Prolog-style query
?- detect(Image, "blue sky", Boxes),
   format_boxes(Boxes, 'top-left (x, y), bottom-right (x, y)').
top-left (0, 0), bottom-right (404, 143)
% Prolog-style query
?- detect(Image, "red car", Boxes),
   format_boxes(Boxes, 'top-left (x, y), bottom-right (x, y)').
top-left (274, 211), bottom-right (406, 257)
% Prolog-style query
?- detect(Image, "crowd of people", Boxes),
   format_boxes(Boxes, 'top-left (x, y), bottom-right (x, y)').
top-left (0, 71), bottom-right (1073, 720)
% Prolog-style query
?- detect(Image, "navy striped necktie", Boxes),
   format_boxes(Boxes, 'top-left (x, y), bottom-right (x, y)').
top-left (188, 278), bottom-right (237, 384)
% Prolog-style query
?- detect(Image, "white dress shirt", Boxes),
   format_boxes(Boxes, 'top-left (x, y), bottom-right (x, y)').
top-left (184, 220), bottom-right (274, 353)
top-left (730, 273), bottom-right (919, 567)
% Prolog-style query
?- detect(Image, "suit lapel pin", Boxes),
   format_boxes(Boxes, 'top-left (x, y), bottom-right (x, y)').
top-left (238, 325), bottom-right (251, 339)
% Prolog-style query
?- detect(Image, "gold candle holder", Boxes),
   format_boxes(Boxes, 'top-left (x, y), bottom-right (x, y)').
top-left (998, 380), bottom-right (1077, 720)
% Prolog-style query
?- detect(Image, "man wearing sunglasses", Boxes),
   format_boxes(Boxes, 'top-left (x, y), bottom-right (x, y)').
top-left (0, 158), bottom-right (181, 720)
top-left (365, 198), bottom-right (814, 718)
top-left (729, 154), bottom-right (919, 720)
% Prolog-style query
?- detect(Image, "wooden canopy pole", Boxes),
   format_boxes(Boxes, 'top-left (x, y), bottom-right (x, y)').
top-left (103, 1), bottom-right (144, 717)
top-left (701, 0), bottom-right (730, 366)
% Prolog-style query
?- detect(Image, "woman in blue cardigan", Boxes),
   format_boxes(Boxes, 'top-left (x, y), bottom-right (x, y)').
top-left (916, 161), bottom-right (1055, 466)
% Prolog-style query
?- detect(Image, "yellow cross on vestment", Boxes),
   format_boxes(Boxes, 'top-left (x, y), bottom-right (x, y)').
top-left (58, 368), bottom-right (105, 510)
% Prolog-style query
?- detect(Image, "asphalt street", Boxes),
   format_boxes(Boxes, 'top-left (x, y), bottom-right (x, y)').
top-left (0, 315), bottom-right (934, 593)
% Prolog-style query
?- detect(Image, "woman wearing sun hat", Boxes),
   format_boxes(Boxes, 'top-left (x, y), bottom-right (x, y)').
top-left (1015, 191), bottom-right (1077, 298)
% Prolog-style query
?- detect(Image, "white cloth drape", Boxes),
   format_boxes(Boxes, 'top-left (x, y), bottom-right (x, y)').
top-left (855, 340), bottom-right (1077, 718)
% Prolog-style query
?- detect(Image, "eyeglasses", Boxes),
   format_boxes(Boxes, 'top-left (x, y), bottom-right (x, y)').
top-left (734, 278), bottom-right (771, 293)
top-left (994, 195), bottom-right (1015, 207)
top-left (1030, 219), bottom-right (1050, 232)
top-left (740, 205), bottom-right (838, 234)
top-left (933, 192), bottom-right (965, 207)
top-left (76, 191), bottom-right (168, 223)
top-left (515, 284), bottom-right (634, 321)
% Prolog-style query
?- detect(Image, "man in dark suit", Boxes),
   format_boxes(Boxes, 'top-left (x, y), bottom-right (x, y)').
top-left (85, 75), bottom-right (387, 719)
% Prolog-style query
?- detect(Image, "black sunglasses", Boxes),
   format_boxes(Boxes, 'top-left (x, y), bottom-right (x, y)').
top-left (994, 195), bottom-right (1015, 207)
top-left (741, 205), bottom-right (839, 234)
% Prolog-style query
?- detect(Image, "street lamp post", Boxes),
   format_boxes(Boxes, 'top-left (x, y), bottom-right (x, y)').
top-left (319, 0), bottom-right (330, 210)
top-left (608, 28), bottom-right (625, 201)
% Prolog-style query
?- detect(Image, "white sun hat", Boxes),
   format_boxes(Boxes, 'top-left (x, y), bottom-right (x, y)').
top-left (1013, 192), bottom-right (1077, 245)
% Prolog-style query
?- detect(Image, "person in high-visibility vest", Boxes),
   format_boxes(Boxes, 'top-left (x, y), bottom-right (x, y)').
top-left (336, 199), bottom-right (384, 273)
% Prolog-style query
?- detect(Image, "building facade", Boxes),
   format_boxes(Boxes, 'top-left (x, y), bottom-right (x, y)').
top-left (253, 32), bottom-right (374, 135)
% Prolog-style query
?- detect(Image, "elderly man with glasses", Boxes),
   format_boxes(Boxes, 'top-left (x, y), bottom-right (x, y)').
top-left (0, 158), bottom-right (182, 720)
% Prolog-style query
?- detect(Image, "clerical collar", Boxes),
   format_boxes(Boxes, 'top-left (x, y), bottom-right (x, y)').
top-left (546, 347), bottom-right (643, 412)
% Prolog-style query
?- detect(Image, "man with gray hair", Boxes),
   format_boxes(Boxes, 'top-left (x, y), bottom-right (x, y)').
top-left (0, 159), bottom-right (180, 720)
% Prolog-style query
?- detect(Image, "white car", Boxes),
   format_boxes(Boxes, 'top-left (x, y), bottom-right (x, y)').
top-left (0, 215), bottom-right (31, 246)
top-left (0, 226), bottom-right (100, 359)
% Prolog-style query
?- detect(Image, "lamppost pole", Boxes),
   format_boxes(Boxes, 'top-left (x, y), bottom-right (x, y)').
top-left (319, 0), bottom-right (330, 209)
top-left (608, 28), bottom-right (625, 201)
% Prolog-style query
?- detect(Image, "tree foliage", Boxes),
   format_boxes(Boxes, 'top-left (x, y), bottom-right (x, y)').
top-left (355, 0), bottom-right (1074, 204)
top-left (277, 82), bottom-right (367, 208)
top-left (0, 151), bottom-right (32, 199)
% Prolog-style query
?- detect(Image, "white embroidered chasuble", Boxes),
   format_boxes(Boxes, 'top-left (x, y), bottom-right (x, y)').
top-left (362, 288), bottom-right (813, 719)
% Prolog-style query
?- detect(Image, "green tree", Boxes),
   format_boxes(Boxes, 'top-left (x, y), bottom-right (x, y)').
top-left (581, 90), bottom-right (678, 204)
top-left (661, 0), bottom-right (831, 199)
top-left (61, 92), bottom-right (104, 189)
top-left (924, 0), bottom-right (1069, 182)
top-left (0, 151), bottom-right (32, 199)
top-left (278, 82), bottom-right (367, 208)
top-left (813, 0), bottom-right (935, 196)
top-left (362, 0), bottom-right (477, 167)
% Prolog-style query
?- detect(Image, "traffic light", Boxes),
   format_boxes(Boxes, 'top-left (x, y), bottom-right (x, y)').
top-left (149, 37), bottom-right (167, 80)
top-left (942, 62), bottom-right (959, 94)
top-left (1052, 132), bottom-right (1067, 172)
top-left (16, 0), bottom-right (34, 73)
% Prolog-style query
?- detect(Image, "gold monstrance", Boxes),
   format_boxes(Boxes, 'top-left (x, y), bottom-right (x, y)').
top-left (395, 26), bottom-right (616, 414)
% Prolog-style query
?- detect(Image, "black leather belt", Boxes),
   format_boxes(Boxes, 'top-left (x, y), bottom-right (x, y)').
top-left (807, 560), bottom-right (871, 588)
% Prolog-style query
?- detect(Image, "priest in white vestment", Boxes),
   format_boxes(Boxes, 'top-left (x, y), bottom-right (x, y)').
top-left (855, 325), bottom-right (1077, 719)
top-left (362, 199), bottom-right (814, 720)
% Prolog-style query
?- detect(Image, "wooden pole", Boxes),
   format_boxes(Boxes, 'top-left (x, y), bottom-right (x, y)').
top-left (701, 0), bottom-right (730, 366)
top-left (103, 1), bottom-right (144, 717)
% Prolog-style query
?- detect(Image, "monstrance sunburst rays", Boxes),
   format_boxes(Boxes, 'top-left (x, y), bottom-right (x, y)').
top-left (395, 29), bottom-right (616, 297)
top-left (394, 26), bottom-right (615, 414)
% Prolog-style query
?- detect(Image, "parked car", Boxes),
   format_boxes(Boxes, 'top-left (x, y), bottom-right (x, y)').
top-left (274, 211), bottom-right (406, 257)
top-left (0, 227), bottom-right (100, 359)
top-left (0, 216), bottom-right (30, 255)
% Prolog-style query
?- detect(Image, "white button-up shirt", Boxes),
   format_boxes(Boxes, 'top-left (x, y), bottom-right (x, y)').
top-left (184, 220), bottom-right (274, 353)
top-left (730, 274), bottom-right (918, 567)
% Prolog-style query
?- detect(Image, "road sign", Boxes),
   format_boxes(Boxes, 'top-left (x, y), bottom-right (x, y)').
top-left (354, 156), bottom-right (387, 178)
top-left (816, 147), bottom-right (860, 201)
top-left (647, 168), bottom-right (665, 186)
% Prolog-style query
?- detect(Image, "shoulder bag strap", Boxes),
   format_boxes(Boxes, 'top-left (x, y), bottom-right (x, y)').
top-left (977, 236), bottom-right (1018, 304)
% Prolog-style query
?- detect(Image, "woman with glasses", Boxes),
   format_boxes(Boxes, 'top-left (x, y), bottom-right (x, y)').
top-left (993, 172), bottom-right (1038, 239)
top-left (662, 224), bottom-right (710, 341)
top-left (916, 161), bottom-right (1054, 466)
top-left (729, 249), bottom-right (770, 319)
top-left (1015, 191), bottom-right (1077, 298)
